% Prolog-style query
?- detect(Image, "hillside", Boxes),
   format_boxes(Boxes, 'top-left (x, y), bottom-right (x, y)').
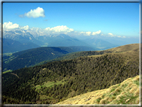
top-left (3, 43), bottom-right (139, 71)
top-left (2, 44), bottom-right (139, 104)
top-left (45, 43), bottom-right (139, 62)
top-left (106, 43), bottom-right (140, 52)
top-left (57, 75), bottom-right (140, 104)
top-left (3, 46), bottom-right (96, 71)
top-left (2, 47), bottom-right (75, 71)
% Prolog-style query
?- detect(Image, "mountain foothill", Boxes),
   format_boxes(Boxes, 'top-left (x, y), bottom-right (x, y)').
top-left (2, 42), bottom-right (140, 104)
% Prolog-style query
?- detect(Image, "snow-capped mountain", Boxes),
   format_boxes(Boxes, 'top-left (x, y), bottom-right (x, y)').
top-left (2, 29), bottom-right (139, 53)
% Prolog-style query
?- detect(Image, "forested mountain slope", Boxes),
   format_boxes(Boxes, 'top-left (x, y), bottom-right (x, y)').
top-left (3, 46), bottom-right (96, 71)
top-left (3, 47), bottom-right (76, 71)
top-left (36, 43), bottom-right (140, 66)
top-left (2, 44), bottom-right (139, 104)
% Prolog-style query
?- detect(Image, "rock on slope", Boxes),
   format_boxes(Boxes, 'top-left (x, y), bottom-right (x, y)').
top-left (57, 75), bottom-right (140, 104)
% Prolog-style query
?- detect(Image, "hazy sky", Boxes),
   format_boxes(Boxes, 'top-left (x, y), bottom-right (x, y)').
top-left (3, 2), bottom-right (139, 37)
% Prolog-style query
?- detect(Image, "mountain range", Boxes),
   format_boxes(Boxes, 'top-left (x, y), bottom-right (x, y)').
top-left (2, 29), bottom-right (139, 53)
top-left (3, 38), bottom-right (39, 53)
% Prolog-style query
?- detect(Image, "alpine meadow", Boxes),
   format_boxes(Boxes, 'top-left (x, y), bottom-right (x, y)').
top-left (1, 2), bottom-right (141, 106)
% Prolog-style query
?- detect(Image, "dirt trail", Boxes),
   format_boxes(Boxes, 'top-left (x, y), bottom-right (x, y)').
top-left (11, 73), bottom-right (19, 78)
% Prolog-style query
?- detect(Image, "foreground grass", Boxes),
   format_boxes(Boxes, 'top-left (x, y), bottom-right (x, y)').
top-left (57, 75), bottom-right (140, 104)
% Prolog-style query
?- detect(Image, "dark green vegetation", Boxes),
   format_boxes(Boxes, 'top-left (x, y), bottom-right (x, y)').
top-left (34, 50), bottom-right (110, 66)
top-left (3, 46), bottom-right (96, 71)
top-left (2, 44), bottom-right (139, 104)
top-left (37, 44), bottom-right (140, 66)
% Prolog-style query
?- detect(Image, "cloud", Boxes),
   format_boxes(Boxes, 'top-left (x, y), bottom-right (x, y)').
top-left (117, 36), bottom-right (121, 37)
top-left (86, 32), bottom-right (91, 36)
top-left (3, 21), bottom-right (127, 39)
top-left (117, 35), bottom-right (126, 38)
top-left (108, 33), bottom-right (116, 37)
top-left (108, 33), bottom-right (113, 36)
top-left (21, 25), bottom-right (29, 30)
top-left (3, 22), bottom-right (30, 31)
top-left (21, 7), bottom-right (45, 18)
top-left (80, 31), bottom-right (92, 36)
top-left (80, 30), bottom-right (101, 36)
top-left (3, 22), bottom-right (19, 29)
top-left (92, 30), bottom-right (101, 35)
top-left (45, 25), bottom-right (74, 33)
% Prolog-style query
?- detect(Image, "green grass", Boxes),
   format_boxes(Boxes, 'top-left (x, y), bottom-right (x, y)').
top-left (115, 92), bottom-right (138, 104)
top-left (121, 83), bottom-right (128, 88)
top-left (133, 80), bottom-right (139, 86)
top-left (3, 53), bottom-right (13, 56)
top-left (2, 70), bottom-right (12, 74)
top-left (4, 55), bottom-right (16, 64)
top-left (40, 95), bottom-right (52, 100)
top-left (96, 97), bottom-right (101, 103)
top-left (35, 80), bottom-right (66, 90)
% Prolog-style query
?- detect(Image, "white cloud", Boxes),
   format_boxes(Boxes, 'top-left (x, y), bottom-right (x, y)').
top-left (92, 30), bottom-right (101, 35)
top-left (3, 22), bottom-right (19, 29)
top-left (79, 30), bottom-right (101, 36)
top-left (108, 33), bottom-right (116, 37)
top-left (80, 31), bottom-right (92, 36)
top-left (45, 25), bottom-right (74, 33)
top-left (21, 25), bottom-right (29, 30)
top-left (3, 22), bottom-right (30, 31)
top-left (108, 33), bottom-right (113, 36)
top-left (24, 7), bottom-right (45, 18)
top-left (86, 32), bottom-right (91, 36)
top-left (117, 35), bottom-right (126, 38)
top-left (3, 22), bottom-right (127, 39)
top-left (79, 32), bottom-right (86, 35)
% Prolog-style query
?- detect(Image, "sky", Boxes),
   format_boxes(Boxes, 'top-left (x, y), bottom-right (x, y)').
top-left (2, 2), bottom-right (140, 37)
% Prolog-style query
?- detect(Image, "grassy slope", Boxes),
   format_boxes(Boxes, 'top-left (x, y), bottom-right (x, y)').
top-left (106, 43), bottom-right (139, 52)
top-left (57, 75), bottom-right (141, 104)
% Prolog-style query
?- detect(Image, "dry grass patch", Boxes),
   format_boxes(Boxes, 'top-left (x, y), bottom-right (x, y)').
top-left (107, 44), bottom-right (139, 52)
